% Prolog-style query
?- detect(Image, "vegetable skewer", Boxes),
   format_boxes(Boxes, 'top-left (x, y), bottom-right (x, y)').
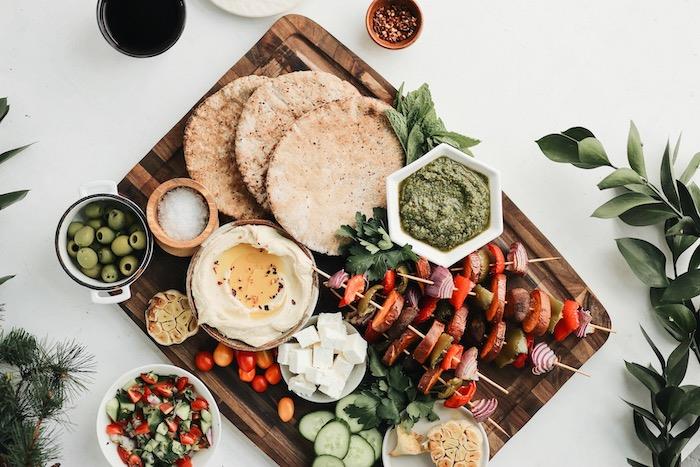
top-left (449, 256), bottom-right (562, 271)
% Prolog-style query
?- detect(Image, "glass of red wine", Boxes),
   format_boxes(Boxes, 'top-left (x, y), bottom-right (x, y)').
top-left (97, 0), bottom-right (186, 58)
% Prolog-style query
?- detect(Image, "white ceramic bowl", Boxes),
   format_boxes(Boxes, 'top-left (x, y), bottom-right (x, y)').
top-left (280, 315), bottom-right (367, 403)
top-left (96, 364), bottom-right (221, 467)
top-left (386, 143), bottom-right (503, 267)
top-left (382, 404), bottom-right (489, 467)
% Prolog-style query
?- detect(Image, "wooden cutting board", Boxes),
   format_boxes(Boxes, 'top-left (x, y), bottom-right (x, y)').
top-left (117, 14), bottom-right (611, 465)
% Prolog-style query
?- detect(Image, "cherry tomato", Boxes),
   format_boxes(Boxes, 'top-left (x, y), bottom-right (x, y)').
top-left (175, 376), bottom-right (189, 392)
top-left (175, 457), bottom-right (193, 467)
top-left (195, 350), bottom-right (214, 372)
top-left (212, 342), bottom-right (235, 367)
top-left (151, 381), bottom-right (173, 398)
top-left (127, 454), bottom-right (143, 467)
top-left (126, 386), bottom-right (143, 403)
top-left (236, 350), bottom-right (256, 372)
top-left (255, 349), bottom-right (274, 369)
top-left (159, 402), bottom-right (174, 415)
top-left (264, 363), bottom-right (282, 385)
top-left (180, 432), bottom-right (196, 445)
top-left (134, 422), bottom-right (151, 435)
top-left (189, 425), bottom-right (203, 441)
top-left (117, 445), bottom-right (130, 463)
top-left (277, 397), bottom-right (294, 422)
top-left (106, 422), bottom-right (124, 436)
top-left (251, 375), bottom-right (269, 393)
top-left (191, 397), bottom-right (209, 411)
top-left (239, 367), bottom-right (255, 382)
top-left (140, 373), bottom-right (157, 385)
top-left (165, 418), bottom-right (179, 432)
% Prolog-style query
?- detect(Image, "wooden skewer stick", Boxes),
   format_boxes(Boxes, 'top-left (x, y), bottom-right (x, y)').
top-left (554, 361), bottom-right (590, 377)
top-left (449, 256), bottom-right (563, 272)
top-left (589, 323), bottom-right (616, 334)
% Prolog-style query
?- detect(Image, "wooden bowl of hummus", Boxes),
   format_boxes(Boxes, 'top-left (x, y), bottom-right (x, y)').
top-left (185, 220), bottom-right (319, 351)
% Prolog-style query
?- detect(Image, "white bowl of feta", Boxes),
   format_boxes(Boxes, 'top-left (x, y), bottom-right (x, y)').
top-left (279, 313), bottom-right (367, 403)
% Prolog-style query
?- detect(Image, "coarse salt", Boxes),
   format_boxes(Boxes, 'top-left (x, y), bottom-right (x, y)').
top-left (157, 187), bottom-right (208, 241)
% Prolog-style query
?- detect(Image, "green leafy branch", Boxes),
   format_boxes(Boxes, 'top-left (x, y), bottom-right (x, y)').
top-left (536, 123), bottom-right (700, 361)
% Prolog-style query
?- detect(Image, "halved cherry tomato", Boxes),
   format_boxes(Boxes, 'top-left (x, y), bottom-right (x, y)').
top-left (239, 367), bottom-right (256, 382)
top-left (486, 273), bottom-right (506, 322)
top-left (213, 342), bottom-right (235, 367)
top-left (159, 402), bottom-right (174, 415)
top-left (278, 396), bottom-right (294, 422)
top-left (251, 375), bottom-right (269, 393)
top-left (413, 296), bottom-right (439, 325)
top-left (142, 386), bottom-right (151, 397)
top-left (383, 269), bottom-right (396, 294)
top-left (553, 300), bottom-right (580, 341)
top-left (106, 422), bottom-right (124, 436)
top-left (194, 350), bottom-right (214, 372)
top-left (255, 349), bottom-right (274, 369)
top-left (191, 397), bottom-right (209, 411)
top-left (127, 454), bottom-right (143, 467)
top-left (152, 381), bottom-right (173, 398)
top-left (487, 243), bottom-right (505, 275)
top-left (189, 425), bottom-right (203, 440)
top-left (236, 350), bottom-right (256, 372)
top-left (134, 421), bottom-right (151, 436)
top-left (175, 376), bottom-right (189, 392)
top-left (441, 344), bottom-right (464, 371)
top-left (140, 373), bottom-right (157, 385)
top-left (444, 381), bottom-right (477, 408)
top-left (339, 274), bottom-right (365, 307)
top-left (175, 457), bottom-right (193, 467)
top-left (264, 363), bottom-right (282, 385)
top-left (127, 386), bottom-right (143, 403)
top-left (117, 445), bottom-right (130, 463)
top-left (180, 432), bottom-right (196, 445)
top-left (165, 418), bottom-right (179, 432)
top-left (450, 275), bottom-right (473, 310)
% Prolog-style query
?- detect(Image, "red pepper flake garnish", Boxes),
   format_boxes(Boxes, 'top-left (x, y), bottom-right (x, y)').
top-left (372, 5), bottom-right (418, 43)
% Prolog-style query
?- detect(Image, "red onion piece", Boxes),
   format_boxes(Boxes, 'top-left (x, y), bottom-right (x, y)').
top-left (425, 266), bottom-right (454, 299)
top-left (531, 342), bottom-right (558, 375)
top-left (206, 428), bottom-right (213, 446)
top-left (465, 252), bottom-right (481, 283)
top-left (326, 269), bottom-right (348, 289)
top-left (470, 398), bottom-right (498, 423)
top-left (455, 346), bottom-right (479, 381)
top-left (506, 241), bottom-right (528, 275)
top-left (146, 393), bottom-right (161, 405)
top-left (575, 308), bottom-right (593, 338)
top-left (404, 285), bottom-right (421, 309)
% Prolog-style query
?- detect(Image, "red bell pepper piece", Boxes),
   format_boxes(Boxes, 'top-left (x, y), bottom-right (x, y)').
top-left (383, 269), bottom-right (396, 294)
top-left (444, 381), bottom-right (477, 408)
top-left (363, 323), bottom-right (382, 343)
top-left (512, 352), bottom-right (528, 369)
top-left (450, 275), bottom-right (473, 310)
top-left (441, 344), bottom-right (464, 371)
top-left (413, 296), bottom-right (439, 325)
top-left (553, 299), bottom-right (580, 341)
top-left (487, 243), bottom-right (505, 275)
top-left (339, 274), bottom-right (365, 307)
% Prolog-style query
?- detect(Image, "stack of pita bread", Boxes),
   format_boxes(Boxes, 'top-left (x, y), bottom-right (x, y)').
top-left (183, 70), bottom-right (404, 255)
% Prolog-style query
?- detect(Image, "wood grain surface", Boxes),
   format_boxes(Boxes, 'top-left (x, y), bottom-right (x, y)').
top-left (116, 14), bottom-right (611, 465)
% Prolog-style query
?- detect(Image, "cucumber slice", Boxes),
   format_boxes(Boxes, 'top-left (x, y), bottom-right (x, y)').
top-left (343, 435), bottom-right (374, 467)
top-left (174, 402), bottom-right (191, 421)
top-left (312, 455), bottom-right (345, 467)
top-left (105, 397), bottom-right (119, 422)
top-left (201, 409), bottom-right (212, 423)
top-left (335, 394), bottom-right (375, 433)
top-left (200, 419), bottom-right (211, 436)
top-left (494, 327), bottom-right (527, 368)
top-left (358, 429), bottom-right (382, 461)
top-left (314, 420), bottom-right (351, 459)
top-left (299, 411), bottom-right (335, 442)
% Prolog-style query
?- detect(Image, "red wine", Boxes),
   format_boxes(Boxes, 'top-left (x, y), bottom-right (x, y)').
top-left (97, 0), bottom-right (186, 57)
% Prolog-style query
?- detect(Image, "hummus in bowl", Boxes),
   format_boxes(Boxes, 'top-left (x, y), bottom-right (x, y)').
top-left (186, 220), bottom-right (319, 350)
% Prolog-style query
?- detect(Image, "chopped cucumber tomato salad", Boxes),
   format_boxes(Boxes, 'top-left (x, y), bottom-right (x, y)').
top-left (105, 372), bottom-right (213, 467)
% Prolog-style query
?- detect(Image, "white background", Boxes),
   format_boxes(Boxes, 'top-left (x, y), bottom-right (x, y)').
top-left (2, 0), bottom-right (700, 466)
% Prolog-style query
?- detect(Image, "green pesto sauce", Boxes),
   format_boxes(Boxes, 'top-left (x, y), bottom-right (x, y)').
top-left (399, 156), bottom-right (490, 251)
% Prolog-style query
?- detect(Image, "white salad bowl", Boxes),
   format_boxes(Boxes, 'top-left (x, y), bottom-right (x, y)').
top-left (96, 364), bottom-right (221, 467)
top-left (386, 143), bottom-right (503, 267)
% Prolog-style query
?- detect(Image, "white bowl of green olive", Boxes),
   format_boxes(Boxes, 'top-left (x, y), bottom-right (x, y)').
top-left (55, 180), bottom-right (154, 304)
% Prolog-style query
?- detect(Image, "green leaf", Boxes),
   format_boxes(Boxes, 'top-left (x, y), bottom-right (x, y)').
top-left (632, 411), bottom-right (663, 453)
top-left (0, 275), bottom-right (15, 286)
top-left (615, 238), bottom-right (669, 287)
top-left (640, 327), bottom-right (665, 373)
top-left (662, 270), bottom-right (700, 301)
top-left (655, 305), bottom-right (696, 340)
top-left (689, 182), bottom-right (700, 208)
top-left (405, 124), bottom-right (425, 165)
top-left (627, 121), bottom-right (647, 178)
top-left (0, 143), bottom-right (33, 166)
top-left (367, 347), bottom-right (387, 378)
top-left (619, 203), bottom-right (676, 226)
top-left (626, 459), bottom-right (650, 467)
top-left (689, 244), bottom-right (700, 270)
top-left (623, 399), bottom-right (661, 430)
top-left (0, 190), bottom-right (29, 211)
top-left (385, 109), bottom-right (408, 153)
top-left (562, 126), bottom-right (595, 141)
top-left (626, 184), bottom-right (659, 198)
top-left (625, 361), bottom-right (665, 394)
top-left (676, 181), bottom-right (700, 226)
top-left (578, 137), bottom-right (611, 167)
top-left (660, 418), bottom-right (700, 467)
top-left (681, 387), bottom-right (700, 416)
top-left (655, 386), bottom-right (685, 421)
top-left (666, 340), bottom-right (690, 388)
top-left (377, 398), bottom-right (400, 424)
top-left (661, 141), bottom-right (681, 209)
top-left (535, 134), bottom-right (580, 164)
top-left (598, 168), bottom-right (644, 189)
top-left (592, 193), bottom-right (658, 218)
top-left (0, 97), bottom-right (8, 124)
top-left (680, 152), bottom-right (700, 184)
top-left (664, 218), bottom-right (698, 262)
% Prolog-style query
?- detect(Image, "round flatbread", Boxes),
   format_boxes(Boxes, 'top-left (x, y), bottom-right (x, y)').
top-left (266, 96), bottom-right (404, 255)
top-left (235, 71), bottom-right (359, 211)
top-left (184, 75), bottom-right (268, 219)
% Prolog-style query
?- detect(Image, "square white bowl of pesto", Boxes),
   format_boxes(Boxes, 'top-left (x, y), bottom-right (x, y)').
top-left (386, 143), bottom-right (503, 267)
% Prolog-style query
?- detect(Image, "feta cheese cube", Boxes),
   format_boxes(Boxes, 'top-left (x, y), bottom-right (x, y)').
top-left (288, 374), bottom-right (317, 397)
top-left (305, 367), bottom-right (331, 385)
top-left (342, 333), bottom-right (368, 365)
top-left (317, 312), bottom-right (344, 330)
top-left (313, 345), bottom-right (334, 369)
top-left (276, 343), bottom-right (300, 366)
top-left (288, 348), bottom-right (312, 374)
top-left (332, 355), bottom-right (354, 381)
top-left (318, 374), bottom-right (345, 399)
top-left (319, 324), bottom-right (347, 350)
top-left (292, 325), bottom-right (320, 348)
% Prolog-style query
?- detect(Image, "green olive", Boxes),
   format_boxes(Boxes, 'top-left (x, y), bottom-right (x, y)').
top-left (74, 226), bottom-right (95, 247)
top-left (101, 264), bottom-right (119, 283)
top-left (76, 247), bottom-right (98, 269)
top-left (111, 235), bottom-right (133, 256)
top-left (81, 264), bottom-right (102, 279)
top-left (86, 218), bottom-right (103, 230)
top-left (83, 202), bottom-right (104, 219)
top-left (107, 209), bottom-right (126, 230)
top-left (66, 240), bottom-right (80, 258)
top-left (119, 255), bottom-right (139, 277)
top-left (67, 221), bottom-right (84, 238)
top-left (97, 247), bottom-right (115, 265)
top-left (96, 226), bottom-right (116, 245)
top-left (128, 223), bottom-right (144, 234)
top-left (129, 230), bottom-right (147, 250)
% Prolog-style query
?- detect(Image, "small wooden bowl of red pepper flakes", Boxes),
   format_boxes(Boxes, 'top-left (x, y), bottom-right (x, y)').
top-left (365, 0), bottom-right (423, 50)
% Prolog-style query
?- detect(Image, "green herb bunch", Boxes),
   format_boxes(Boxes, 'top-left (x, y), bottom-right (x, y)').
top-left (343, 348), bottom-right (438, 430)
top-left (536, 123), bottom-right (700, 360)
top-left (386, 83), bottom-right (480, 164)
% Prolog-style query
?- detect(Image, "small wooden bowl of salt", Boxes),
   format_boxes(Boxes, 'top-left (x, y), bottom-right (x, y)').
top-left (146, 178), bottom-right (219, 257)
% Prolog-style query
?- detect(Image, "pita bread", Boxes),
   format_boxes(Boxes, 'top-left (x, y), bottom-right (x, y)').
top-left (235, 71), bottom-right (359, 211)
top-left (266, 96), bottom-right (404, 255)
top-left (184, 75), bottom-right (268, 219)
